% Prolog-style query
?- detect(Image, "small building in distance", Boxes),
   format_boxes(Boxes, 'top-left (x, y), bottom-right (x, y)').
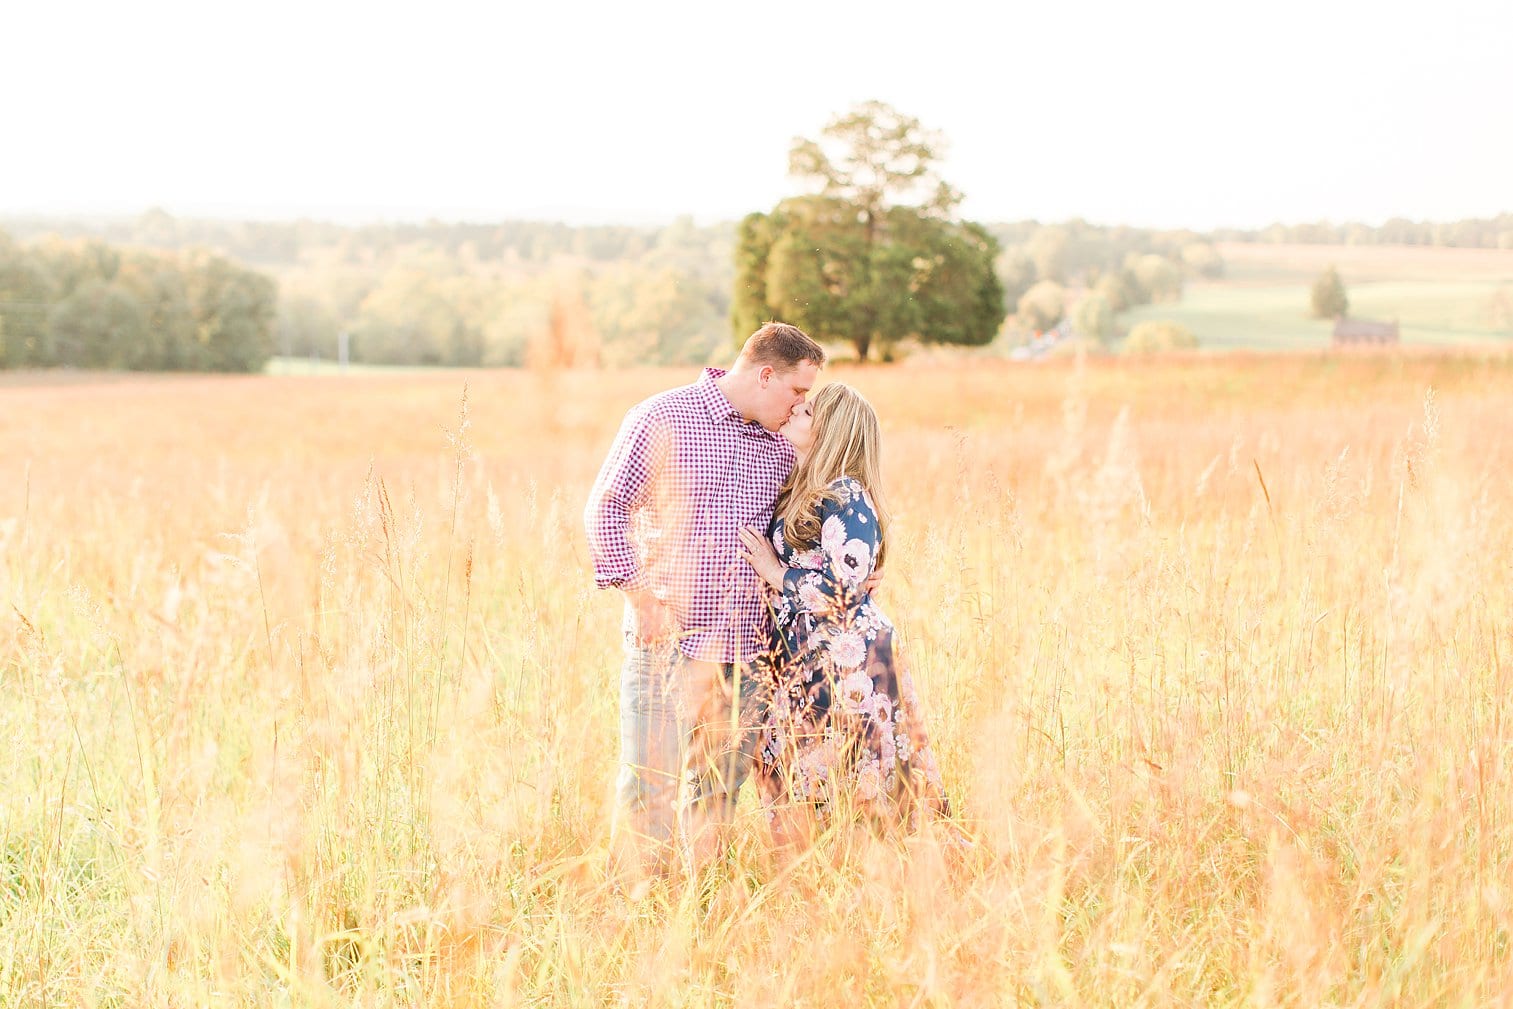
top-left (1332, 318), bottom-right (1400, 347)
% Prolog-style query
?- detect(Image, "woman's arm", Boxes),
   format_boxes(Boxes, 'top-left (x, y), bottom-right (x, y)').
top-left (739, 478), bottom-right (881, 617)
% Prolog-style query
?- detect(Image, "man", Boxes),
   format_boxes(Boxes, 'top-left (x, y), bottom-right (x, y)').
top-left (584, 321), bottom-right (825, 872)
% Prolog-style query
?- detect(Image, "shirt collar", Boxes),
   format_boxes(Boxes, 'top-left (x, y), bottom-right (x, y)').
top-left (695, 367), bottom-right (748, 425)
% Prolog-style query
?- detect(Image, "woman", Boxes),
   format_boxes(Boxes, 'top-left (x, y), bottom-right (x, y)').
top-left (737, 383), bottom-right (949, 838)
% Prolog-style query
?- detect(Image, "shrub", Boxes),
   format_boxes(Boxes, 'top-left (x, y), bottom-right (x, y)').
top-left (1072, 292), bottom-right (1114, 344)
top-left (1016, 280), bottom-right (1066, 333)
top-left (1311, 265), bottom-right (1349, 319)
top-left (1124, 320), bottom-right (1198, 354)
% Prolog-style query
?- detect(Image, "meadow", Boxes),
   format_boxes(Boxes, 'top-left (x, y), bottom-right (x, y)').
top-left (1121, 244), bottom-right (1513, 349)
top-left (3, 352), bottom-right (1513, 1007)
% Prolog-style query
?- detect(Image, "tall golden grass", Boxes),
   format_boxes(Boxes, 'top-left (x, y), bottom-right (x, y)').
top-left (3, 353), bottom-right (1511, 1007)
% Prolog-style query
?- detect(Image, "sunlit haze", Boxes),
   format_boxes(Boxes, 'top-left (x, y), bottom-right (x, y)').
top-left (5, 0), bottom-right (1510, 229)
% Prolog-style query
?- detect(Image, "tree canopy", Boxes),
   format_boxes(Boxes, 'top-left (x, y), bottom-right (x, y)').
top-left (0, 234), bottom-right (275, 371)
top-left (1072, 291), bottom-right (1114, 344)
top-left (733, 102), bottom-right (1004, 361)
top-left (1017, 281), bottom-right (1067, 334)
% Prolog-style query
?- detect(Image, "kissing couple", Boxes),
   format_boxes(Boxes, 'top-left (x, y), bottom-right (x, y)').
top-left (584, 321), bottom-right (950, 874)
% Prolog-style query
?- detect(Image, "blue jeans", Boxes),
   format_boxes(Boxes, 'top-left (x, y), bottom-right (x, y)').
top-left (616, 642), bottom-right (766, 858)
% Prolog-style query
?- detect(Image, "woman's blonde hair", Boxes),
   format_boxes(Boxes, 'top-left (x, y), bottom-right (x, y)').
top-left (777, 382), bottom-right (889, 566)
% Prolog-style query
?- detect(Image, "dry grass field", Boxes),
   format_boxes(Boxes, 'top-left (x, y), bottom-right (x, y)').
top-left (4, 352), bottom-right (1513, 1007)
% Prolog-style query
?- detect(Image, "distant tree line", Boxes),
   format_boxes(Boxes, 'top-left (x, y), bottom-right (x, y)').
top-left (0, 211), bottom-right (675, 268)
top-left (65, 206), bottom-right (1513, 370)
top-left (0, 230), bottom-right (275, 371)
top-left (275, 215), bottom-right (736, 368)
top-left (0, 210), bottom-right (1212, 370)
top-left (11, 202), bottom-right (1510, 372)
top-left (1, 207), bottom-right (1218, 370)
top-left (1211, 213), bottom-right (1513, 250)
top-left (1, 213), bottom-right (739, 370)
top-left (988, 220), bottom-right (1219, 340)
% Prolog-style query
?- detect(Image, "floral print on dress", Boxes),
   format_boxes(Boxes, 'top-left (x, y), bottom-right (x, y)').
top-left (754, 477), bottom-right (950, 828)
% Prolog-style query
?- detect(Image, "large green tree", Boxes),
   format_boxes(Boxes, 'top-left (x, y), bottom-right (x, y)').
top-left (733, 101), bottom-right (1004, 361)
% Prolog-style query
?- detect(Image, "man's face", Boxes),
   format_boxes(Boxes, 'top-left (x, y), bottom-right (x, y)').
top-left (756, 361), bottom-right (819, 432)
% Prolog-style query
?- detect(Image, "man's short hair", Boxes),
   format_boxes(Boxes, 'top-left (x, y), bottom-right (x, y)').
top-left (737, 322), bottom-right (827, 371)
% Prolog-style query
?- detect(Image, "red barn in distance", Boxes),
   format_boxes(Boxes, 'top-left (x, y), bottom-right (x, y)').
top-left (1332, 318), bottom-right (1400, 347)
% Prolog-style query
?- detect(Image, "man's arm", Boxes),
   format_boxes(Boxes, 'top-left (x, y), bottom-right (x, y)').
top-left (584, 407), bottom-right (675, 643)
top-left (584, 405), bottom-right (664, 590)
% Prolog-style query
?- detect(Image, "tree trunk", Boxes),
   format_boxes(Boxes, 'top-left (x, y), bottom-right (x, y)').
top-left (854, 331), bottom-right (871, 362)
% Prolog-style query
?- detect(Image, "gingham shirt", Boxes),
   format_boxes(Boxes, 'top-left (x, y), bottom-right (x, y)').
top-left (585, 368), bottom-right (795, 663)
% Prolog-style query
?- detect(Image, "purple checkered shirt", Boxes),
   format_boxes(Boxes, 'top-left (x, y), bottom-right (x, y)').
top-left (584, 367), bottom-right (795, 663)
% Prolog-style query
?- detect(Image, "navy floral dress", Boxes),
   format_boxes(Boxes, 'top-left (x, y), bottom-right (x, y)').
top-left (753, 477), bottom-right (950, 827)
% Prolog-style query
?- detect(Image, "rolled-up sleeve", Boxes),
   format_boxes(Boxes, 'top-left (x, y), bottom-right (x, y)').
top-left (584, 406), bottom-right (666, 590)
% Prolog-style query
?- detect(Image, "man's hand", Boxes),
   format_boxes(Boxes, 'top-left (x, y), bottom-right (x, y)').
top-left (863, 565), bottom-right (885, 596)
top-left (623, 589), bottom-right (674, 646)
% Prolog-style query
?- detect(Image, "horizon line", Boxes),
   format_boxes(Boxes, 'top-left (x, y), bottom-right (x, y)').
top-left (3, 204), bottom-right (1512, 236)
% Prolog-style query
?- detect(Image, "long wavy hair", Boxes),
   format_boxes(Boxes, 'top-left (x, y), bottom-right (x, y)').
top-left (777, 382), bottom-right (890, 567)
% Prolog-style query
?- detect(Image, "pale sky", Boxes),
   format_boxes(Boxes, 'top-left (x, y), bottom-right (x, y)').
top-left (4, 0), bottom-right (1510, 231)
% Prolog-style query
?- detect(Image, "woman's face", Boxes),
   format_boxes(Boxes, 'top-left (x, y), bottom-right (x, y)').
top-left (780, 400), bottom-right (814, 453)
